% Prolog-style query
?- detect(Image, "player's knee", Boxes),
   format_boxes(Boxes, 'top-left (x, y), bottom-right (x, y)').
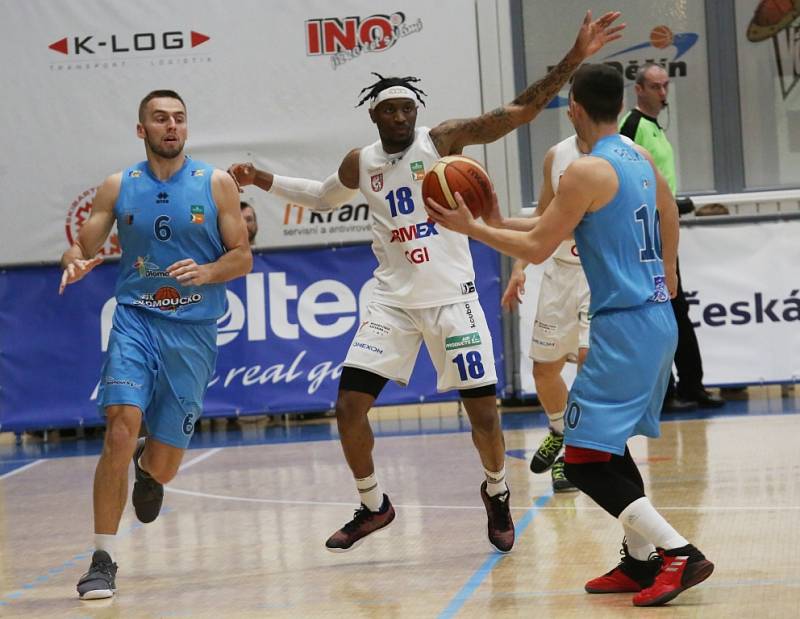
top-left (148, 464), bottom-right (178, 485)
top-left (470, 411), bottom-right (499, 435)
top-left (103, 422), bottom-right (138, 460)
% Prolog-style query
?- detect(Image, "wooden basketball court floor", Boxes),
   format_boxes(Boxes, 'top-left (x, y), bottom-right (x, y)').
top-left (1, 386), bottom-right (798, 618)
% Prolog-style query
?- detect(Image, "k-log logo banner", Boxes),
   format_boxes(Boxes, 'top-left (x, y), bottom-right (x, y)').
top-left (0, 0), bottom-right (481, 264)
top-left (0, 242), bottom-right (503, 431)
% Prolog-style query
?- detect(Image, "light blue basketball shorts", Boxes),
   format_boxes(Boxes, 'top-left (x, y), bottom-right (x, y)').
top-left (564, 301), bottom-right (678, 456)
top-left (97, 304), bottom-right (217, 449)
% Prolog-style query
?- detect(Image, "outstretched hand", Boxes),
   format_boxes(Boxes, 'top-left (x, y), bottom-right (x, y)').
top-left (227, 162), bottom-right (256, 191)
top-left (501, 269), bottom-right (527, 311)
top-left (424, 192), bottom-right (478, 236)
top-left (59, 256), bottom-right (103, 295)
top-left (572, 10), bottom-right (625, 59)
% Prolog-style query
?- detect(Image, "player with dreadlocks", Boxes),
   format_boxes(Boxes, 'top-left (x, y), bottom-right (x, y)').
top-left (229, 10), bottom-right (623, 554)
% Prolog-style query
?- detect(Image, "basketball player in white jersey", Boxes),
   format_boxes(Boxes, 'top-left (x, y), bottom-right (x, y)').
top-left (229, 11), bottom-right (623, 553)
top-left (503, 132), bottom-right (634, 493)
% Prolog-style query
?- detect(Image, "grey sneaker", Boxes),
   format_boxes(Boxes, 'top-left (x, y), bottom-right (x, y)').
top-left (551, 456), bottom-right (578, 493)
top-left (530, 430), bottom-right (564, 473)
top-left (132, 437), bottom-right (163, 523)
top-left (77, 550), bottom-right (117, 600)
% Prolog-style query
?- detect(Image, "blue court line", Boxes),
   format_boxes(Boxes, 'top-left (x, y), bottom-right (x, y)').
top-left (438, 493), bottom-right (552, 619)
top-left (0, 508), bottom-right (172, 606)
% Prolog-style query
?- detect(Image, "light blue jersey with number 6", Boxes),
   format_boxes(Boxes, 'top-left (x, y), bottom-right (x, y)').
top-left (113, 157), bottom-right (226, 322)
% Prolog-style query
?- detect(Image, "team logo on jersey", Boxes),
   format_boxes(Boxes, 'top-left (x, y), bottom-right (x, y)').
top-left (135, 287), bottom-right (202, 311)
top-left (445, 332), bottom-right (481, 351)
top-left (133, 256), bottom-right (170, 279)
top-left (371, 173), bottom-right (384, 192)
top-left (190, 204), bottom-right (205, 224)
top-left (128, 170), bottom-right (142, 178)
top-left (648, 275), bottom-right (670, 303)
top-left (389, 221), bottom-right (438, 243)
top-left (191, 169), bottom-right (205, 177)
top-left (410, 161), bottom-right (425, 181)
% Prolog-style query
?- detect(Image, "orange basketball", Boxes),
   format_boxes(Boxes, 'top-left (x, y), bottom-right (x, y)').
top-left (649, 25), bottom-right (674, 49)
top-left (421, 156), bottom-right (493, 219)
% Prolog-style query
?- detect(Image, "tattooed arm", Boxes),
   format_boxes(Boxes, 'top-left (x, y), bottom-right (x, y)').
top-left (429, 10), bottom-right (624, 156)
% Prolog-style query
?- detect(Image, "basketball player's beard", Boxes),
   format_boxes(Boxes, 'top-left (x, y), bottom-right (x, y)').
top-left (380, 131), bottom-right (414, 154)
top-left (146, 132), bottom-right (184, 159)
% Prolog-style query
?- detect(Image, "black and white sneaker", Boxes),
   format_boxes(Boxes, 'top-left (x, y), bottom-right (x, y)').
top-left (530, 430), bottom-right (564, 473)
top-left (77, 550), bottom-right (117, 600)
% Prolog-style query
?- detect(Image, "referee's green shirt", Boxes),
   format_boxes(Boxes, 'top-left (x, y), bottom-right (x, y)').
top-left (619, 109), bottom-right (676, 195)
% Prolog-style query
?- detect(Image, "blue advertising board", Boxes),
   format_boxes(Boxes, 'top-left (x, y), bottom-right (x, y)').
top-left (0, 242), bottom-right (503, 431)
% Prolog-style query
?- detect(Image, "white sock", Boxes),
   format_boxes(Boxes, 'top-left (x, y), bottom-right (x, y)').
top-left (484, 465), bottom-right (509, 497)
top-left (355, 474), bottom-right (384, 512)
top-left (94, 534), bottom-right (117, 562)
top-left (619, 497), bottom-right (688, 550)
top-left (548, 412), bottom-right (565, 435)
top-left (623, 525), bottom-right (656, 560)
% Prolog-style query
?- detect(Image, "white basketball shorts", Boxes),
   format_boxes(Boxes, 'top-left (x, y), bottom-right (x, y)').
top-left (344, 299), bottom-right (497, 392)
top-left (529, 259), bottom-right (590, 363)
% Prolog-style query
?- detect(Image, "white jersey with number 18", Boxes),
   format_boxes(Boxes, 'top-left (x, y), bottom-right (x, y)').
top-left (358, 127), bottom-right (479, 309)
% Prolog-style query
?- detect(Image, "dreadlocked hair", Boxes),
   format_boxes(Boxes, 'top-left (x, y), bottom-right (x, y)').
top-left (356, 72), bottom-right (427, 108)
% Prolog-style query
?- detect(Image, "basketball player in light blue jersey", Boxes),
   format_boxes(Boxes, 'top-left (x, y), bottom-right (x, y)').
top-left (425, 64), bottom-right (713, 607)
top-left (60, 90), bottom-right (252, 600)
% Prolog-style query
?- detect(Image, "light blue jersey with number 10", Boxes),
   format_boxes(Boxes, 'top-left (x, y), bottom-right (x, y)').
top-left (564, 134), bottom-right (678, 455)
top-left (574, 134), bottom-right (670, 316)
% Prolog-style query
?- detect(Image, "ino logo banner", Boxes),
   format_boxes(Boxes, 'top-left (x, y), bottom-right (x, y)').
top-left (305, 12), bottom-right (424, 69)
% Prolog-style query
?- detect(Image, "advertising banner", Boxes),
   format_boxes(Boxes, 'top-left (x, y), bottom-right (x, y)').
top-left (515, 220), bottom-right (800, 396)
top-left (0, 0), bottom-right (483, 265)
top-left (519, 0), bottom-right (714, 194)
top-left (0, 242), bottom-right (503, 431)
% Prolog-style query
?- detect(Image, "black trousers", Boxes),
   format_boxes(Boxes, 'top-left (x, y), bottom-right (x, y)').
top-left (666, 258), bottom-right (704, 399)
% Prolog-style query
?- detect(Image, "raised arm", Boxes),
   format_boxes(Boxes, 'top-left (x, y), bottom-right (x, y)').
top-left (228, 148), bottom-right (360, 211)
top-left (429, 11), bottom-right (624, 156)
top-left (59, 173), bottom-right (120, 293)
top-left (167, 171), bottom-right (252, 286)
